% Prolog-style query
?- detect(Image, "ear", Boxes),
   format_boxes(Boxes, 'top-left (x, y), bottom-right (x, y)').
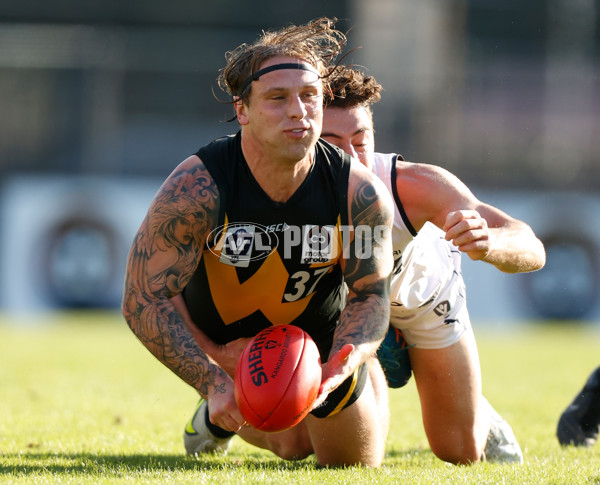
top-left (234, 98), bottom-right (249, 125)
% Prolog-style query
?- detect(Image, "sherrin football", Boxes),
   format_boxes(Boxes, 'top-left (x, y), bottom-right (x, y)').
top-left (234, 324), bottom-right (322, 432)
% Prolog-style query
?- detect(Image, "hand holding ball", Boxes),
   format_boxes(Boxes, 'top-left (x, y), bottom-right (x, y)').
top-left (234, 325), bottom-right (321, 432)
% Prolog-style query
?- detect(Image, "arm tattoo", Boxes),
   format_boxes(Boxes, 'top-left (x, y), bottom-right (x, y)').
top-left (332, 172), bottom-right (393, 357)
top-left (332, 278), bottom-right (390, 356)
top-left (122, 160), bottom-right (227, 395)
top-left (344, 175), bottom-right (391, 288)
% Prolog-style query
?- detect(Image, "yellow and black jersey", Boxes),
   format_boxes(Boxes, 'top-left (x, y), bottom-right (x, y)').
top-left (182, 133), bottom-right (351, 359)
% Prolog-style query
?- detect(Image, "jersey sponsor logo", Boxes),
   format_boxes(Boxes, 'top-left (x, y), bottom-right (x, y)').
top-left (301, 225), bottom-right (336, 264)
top-left (265, 222), bottom-right (290, 233)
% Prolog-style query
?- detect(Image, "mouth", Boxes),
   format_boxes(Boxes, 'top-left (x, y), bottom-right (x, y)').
top-left (286, 126), bottom-right (311, 137)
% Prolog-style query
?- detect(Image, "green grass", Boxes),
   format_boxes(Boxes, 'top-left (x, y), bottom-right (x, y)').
top-left (1, 312), bottom-right (599, 484)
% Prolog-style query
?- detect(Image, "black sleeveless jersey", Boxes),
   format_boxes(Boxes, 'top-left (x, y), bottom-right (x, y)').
top-left (182, 132), bottom-right (351, 359)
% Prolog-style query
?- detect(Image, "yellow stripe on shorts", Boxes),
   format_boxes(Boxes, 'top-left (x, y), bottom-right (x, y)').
top-left (327, 367), bottom-right (358, 417)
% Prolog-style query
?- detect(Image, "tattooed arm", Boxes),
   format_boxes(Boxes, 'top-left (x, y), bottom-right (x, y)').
top-left (171, 293), bottom-right (250, 378)
top-left (317, 160), bottom-right (394, 398)
top-left (122, 155), bottom-right (243, 431)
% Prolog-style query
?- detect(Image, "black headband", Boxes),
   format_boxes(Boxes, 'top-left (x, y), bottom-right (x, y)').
top-left (237, 62), bottom-right (320, 96)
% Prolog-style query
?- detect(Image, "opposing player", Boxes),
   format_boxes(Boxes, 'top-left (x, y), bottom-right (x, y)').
top-left (318, 66), bottom-right (546, 464)
top-left (557, 366), bottom-right (600, 447)
top-left (122, 19), bottom-right (394, 468)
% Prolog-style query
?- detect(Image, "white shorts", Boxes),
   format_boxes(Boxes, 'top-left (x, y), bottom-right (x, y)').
top-left (389, 239), bottom-right (471, 350)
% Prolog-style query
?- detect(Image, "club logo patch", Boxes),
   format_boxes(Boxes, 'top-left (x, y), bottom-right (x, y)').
top-left (433, 300), bottom-right (451, 317)
top-left (208, 222), bottom-right (278, 267)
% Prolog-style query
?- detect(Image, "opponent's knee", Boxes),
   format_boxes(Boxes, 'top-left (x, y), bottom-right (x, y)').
top-left (429, 434), bottom-right (481, 465)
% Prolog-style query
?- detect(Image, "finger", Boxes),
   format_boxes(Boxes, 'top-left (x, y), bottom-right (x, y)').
top-left (317, 370), bottom-right (350, 396)
top-left (443, 210), bottom-right (480, 232)
top-left (221, 414), bottom-right (246, 432)
top-left (318, 376), bottom-right (335, 395)
top-left (311, 392), bottom-right (327, 410)
top-left (312, 376), bottom-right (342, 408)
top-left (327, 343), bottom-right (354, 368)
top-left (209, 402), bottom-right (246, 432)
top-left (454, 226), bottom-right (491, 246)
top-left (445, 218), bottom-right (485, 242)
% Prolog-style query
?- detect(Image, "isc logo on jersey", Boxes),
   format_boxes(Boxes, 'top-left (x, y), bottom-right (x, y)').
top-left (208, 223), bottom-right (278, 268)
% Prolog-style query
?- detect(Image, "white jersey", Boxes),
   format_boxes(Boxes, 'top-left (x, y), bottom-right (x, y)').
top-left (373, 153), bottom-right (470, 349)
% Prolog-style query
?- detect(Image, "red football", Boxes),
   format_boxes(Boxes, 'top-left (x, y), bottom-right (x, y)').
top-left (234, 324), bottom-right (322, 432)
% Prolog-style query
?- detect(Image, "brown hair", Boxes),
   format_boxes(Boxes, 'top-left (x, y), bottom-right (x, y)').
top-left (218, 17), bottom-right (346, 104)
top-left (324, 65), bottom-right (382, 112)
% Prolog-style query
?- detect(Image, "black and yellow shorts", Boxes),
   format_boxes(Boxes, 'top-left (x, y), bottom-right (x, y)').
top-left (310, 362), bottom-right (368, 418)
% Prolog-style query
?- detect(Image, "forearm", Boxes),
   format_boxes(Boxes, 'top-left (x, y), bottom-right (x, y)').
top-left (122, 292), bottom-right (229, 400)
top-left (170, 293), bottom-right (248, 378)
top-left (337, 163), bottom-right (394, 369)
top-left (483, 225), bottom-right (546, 273)
top-left (170, 293), bottom-right (221, 356)
top-left (333, 290), bottom-right (390, 366)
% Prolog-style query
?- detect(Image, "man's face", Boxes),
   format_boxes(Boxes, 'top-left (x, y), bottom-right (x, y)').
top-left (321, 105), bottom-right (375, 171)
top-left (235, 56), bottom-right (323, 164)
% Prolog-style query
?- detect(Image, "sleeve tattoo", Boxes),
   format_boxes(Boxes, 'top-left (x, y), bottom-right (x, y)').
top-left (122, 160), bottom-right (228, 396)
top-left (332, 174), bottom-right (393, 356)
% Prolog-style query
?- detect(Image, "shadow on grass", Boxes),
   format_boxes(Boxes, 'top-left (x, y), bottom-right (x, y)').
top-left (385, 448), bottom-right (434, 462)
top-left (0, 452), bottom-right (316, 476)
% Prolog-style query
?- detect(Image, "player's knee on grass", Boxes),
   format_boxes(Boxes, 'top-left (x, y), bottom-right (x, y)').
top-left (429, 429), bottom-right (481, 465)
top-left (263, 431), bottom-right (313, 461)
top-left (309, 368), bottom-right (386, 468)
top-left (237, 419), bottom-right (313, 460)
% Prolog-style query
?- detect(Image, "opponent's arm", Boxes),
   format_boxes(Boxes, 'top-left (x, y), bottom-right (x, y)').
top-left (397, 162), bottom-right (545, 273)
top-left (318, 162), bottom-right (394, 396)
top-left (122, 156), bottom-right (243, 430)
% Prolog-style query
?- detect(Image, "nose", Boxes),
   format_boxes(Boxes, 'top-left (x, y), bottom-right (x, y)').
top-left (288, 95), bottom-right (308, 119)
top-left (339, 141), bottom-right (357, 159)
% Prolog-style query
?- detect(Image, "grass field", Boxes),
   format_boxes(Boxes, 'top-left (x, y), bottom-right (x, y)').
top-left (1, 311), bottom-right (599, 484)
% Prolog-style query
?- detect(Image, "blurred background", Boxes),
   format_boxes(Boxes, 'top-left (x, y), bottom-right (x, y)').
top-left (0, 0), bottom-right (598, 323)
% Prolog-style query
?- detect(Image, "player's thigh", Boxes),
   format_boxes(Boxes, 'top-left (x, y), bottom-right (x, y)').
top-left (367, 357), bottom-right (390, 439)
top-left (304, 364), bottom-right (387, 467)
top-left (409, 329), bottom-right (482, 431)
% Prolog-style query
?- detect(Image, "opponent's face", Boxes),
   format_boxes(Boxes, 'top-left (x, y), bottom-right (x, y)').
top-left (235, 56), bottom-right (323, 164)
top-left (321, 106), bottom-right (375, 171)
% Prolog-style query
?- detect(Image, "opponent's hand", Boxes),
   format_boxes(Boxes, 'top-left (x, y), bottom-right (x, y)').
top-left (206, 384), bottom-right (247, 432)
top-left (443, 209), bottom-right (492, 261)
top-left (311, 344), bottom-right (354, 410)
